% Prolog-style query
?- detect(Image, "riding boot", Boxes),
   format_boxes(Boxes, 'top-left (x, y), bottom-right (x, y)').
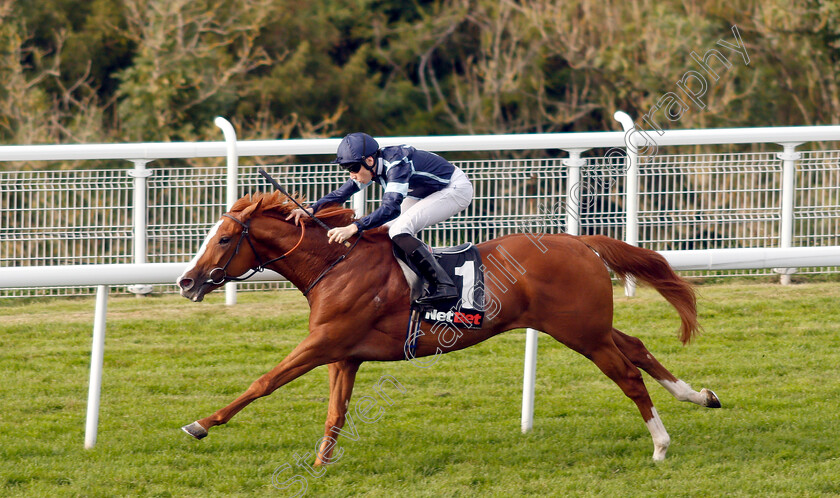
top-left (392, 234), bottom-right (458, 304)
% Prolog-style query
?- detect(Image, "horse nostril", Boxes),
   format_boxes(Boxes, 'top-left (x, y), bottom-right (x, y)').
top-left (179, 278), bottom-right (194, 291)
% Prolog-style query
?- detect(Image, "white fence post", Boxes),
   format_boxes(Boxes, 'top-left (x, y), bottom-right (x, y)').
top-left (521, 148), bottom-right (587, 433)
top-left (351, 190), bottom-right (367, 219)
top-left (215, 117), bottom-right (239, 305)
top-left (522, 149), bottom-right (588, 434)
top-left (84, 284), bottom-right (109, 449)
top-left (776, 142), bottom-right (802, 285)
top-left (614, 111), bottom-right (639, 297)
top-left (127, 160), bottom-right (153, 296)
top-left (562, 148), bottom-right (588, 237)
top-left (521, 328), bottom-right (539, 433)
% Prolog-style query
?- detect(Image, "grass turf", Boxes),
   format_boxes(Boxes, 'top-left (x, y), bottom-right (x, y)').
top-left (1, 282), bottom-right (839, 497)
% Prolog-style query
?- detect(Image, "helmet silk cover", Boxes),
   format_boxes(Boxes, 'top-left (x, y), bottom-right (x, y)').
top-left (333, 133), bottom-right (380, 164)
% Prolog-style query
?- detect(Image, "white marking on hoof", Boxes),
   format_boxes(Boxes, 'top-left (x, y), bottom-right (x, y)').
top-left (181, 421), bottom-right (208, 440)
top-left (645, 407), bottom-right (670, 461)
top-left (657, 379), bottom-right (706, 405)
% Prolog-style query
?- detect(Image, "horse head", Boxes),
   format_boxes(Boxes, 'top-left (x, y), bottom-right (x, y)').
top-left (177, 197), bottom-right (266, 302)
top-left (178, 191), bottom-right (369, 301)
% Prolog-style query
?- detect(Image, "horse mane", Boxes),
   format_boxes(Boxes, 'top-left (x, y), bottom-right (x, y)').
top-left (230, 191), bottom-right (389, 238)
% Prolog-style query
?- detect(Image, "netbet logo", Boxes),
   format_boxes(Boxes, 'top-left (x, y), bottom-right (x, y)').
top-left (424, 309), bottom-right (482, 326)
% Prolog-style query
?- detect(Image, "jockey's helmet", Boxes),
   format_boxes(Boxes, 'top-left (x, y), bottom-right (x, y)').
top-left (334, 133), bottom-right (379, 169)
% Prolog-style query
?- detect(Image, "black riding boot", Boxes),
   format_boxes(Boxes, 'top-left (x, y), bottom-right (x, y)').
top-left (393, 234), bottom-right (458, 304)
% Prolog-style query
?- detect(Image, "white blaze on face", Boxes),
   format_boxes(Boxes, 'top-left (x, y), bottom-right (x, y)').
top-left (177, 221), bottom-right (223, 287)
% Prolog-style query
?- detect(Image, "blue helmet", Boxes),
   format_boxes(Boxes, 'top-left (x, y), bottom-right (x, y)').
top-left (333, 132), bottom-right (379, 165)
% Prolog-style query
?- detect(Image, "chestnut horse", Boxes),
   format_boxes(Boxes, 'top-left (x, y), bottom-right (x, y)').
top-left (177, 191), bottom-right (720, 463)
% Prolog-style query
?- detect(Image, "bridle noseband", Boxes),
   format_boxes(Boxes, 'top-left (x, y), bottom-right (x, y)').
top-left (205, 213), bottom-right (306, 285)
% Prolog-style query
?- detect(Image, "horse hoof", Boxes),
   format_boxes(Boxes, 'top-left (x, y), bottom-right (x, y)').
top-left (181, 421), bottom-right (208, 440)
top-left (701, 388), bottom-right (721, 408)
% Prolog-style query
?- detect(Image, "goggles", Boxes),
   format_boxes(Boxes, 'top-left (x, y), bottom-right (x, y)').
top-left (340, 162), bottom-right (364, 173)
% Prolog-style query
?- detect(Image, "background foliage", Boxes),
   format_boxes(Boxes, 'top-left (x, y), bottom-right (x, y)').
top-left (1, 0), bottom-right (839, 149)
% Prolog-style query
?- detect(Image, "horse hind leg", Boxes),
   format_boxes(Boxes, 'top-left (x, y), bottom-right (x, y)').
top-left (584, 338), bottom-right (672, 461)
top-left (314, 360), bottom-right (360, 467)
top-left (611, 328), bottom-right (721, 408)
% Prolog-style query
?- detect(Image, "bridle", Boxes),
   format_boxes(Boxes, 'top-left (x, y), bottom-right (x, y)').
top-left (205, 213), bottom-right (306, 285)
top-left (203, 171), bottom-right (364, 292)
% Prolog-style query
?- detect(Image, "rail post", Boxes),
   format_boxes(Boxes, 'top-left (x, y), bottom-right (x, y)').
top-left (127, 160), bottom-right (153, 296)
top-left (614, 111), bottom-right (639, 296)
top-left (216, 117), bottom-right (239, 305)
top-left (521, 328), bottom-right (538, 433)
top-left (522, 150), bottom-right (588, 433)
top-left (562, 148), bottom-right (588, 237)
top-left (775, 143), bottom-right (802, 285)
top-left (84, 284), bottom-right (109, 448)
top-left (351, 190), bottom-right (366, 219)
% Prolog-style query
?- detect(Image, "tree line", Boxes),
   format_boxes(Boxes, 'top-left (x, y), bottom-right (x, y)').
top-left (1, 0), bottom-right (838, 165)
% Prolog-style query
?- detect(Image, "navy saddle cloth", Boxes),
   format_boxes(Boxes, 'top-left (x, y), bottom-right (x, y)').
top-left (393, 242), bottom-right (486, 329)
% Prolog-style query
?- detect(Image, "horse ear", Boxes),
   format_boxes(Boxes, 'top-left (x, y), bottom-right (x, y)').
top-left (239, 196), bottom-right (264, 220)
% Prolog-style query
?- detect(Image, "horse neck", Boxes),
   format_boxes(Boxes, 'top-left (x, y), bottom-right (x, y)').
top-left (250, 215), bottom-right (360, 293)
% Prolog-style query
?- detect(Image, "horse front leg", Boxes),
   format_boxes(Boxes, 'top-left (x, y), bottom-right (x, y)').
top-left (182, 332), bottom-right (343, 439)
top-left (314, 359), bottom-right (361, 466)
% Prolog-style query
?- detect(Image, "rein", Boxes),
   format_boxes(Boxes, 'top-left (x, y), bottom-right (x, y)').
top-left (206, 214), bottom-right (306, 285)
top-left (302, 231), bottom-right (363, 296)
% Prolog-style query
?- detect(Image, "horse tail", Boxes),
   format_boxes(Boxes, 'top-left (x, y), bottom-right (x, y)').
top-left (577, 235), bottom-right (699, 345)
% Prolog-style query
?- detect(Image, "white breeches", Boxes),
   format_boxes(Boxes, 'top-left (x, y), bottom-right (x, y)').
top-left (387, 167), bottom-right (473, 238)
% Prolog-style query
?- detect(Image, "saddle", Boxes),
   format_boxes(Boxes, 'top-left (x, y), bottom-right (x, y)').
top-left (393, 242), bottom-right (487, 358)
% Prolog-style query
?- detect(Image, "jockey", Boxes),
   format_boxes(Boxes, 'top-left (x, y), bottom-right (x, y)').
top-left (287, 132), bottom-right (474, 305)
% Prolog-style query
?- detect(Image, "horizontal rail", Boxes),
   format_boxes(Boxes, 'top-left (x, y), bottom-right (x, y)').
top-left (2, 125), bottom-right (840, 162)
top-left (2, 246), bottom-right (839, 289)
top-left (657, 246), bottom-right (840, 271)
top-left (0, 263), bottom-right (283, 288)
top-left (636, 126), bottom-right (840, 147)
top-left (0, 135), bottom-right (614, 162)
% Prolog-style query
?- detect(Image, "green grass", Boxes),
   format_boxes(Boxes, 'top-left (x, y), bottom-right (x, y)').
top-left (1, 282), bottom-right (839, 497)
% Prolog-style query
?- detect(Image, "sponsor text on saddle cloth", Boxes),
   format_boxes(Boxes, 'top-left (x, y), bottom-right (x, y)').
top-left (394, 242), bottom-right (486, 328)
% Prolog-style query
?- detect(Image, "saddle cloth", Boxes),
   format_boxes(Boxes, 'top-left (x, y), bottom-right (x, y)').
top-left (393, 242), bottom-right (486, 329)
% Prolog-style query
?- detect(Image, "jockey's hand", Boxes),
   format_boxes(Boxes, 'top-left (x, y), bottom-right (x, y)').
top-left (286, 207), bottom-right (313, 226)
top-left (327, 224), bottom-right (359, 244)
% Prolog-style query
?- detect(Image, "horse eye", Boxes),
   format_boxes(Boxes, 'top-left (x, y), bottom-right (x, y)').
top-left (219, 236), bottom-right (231, 244)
